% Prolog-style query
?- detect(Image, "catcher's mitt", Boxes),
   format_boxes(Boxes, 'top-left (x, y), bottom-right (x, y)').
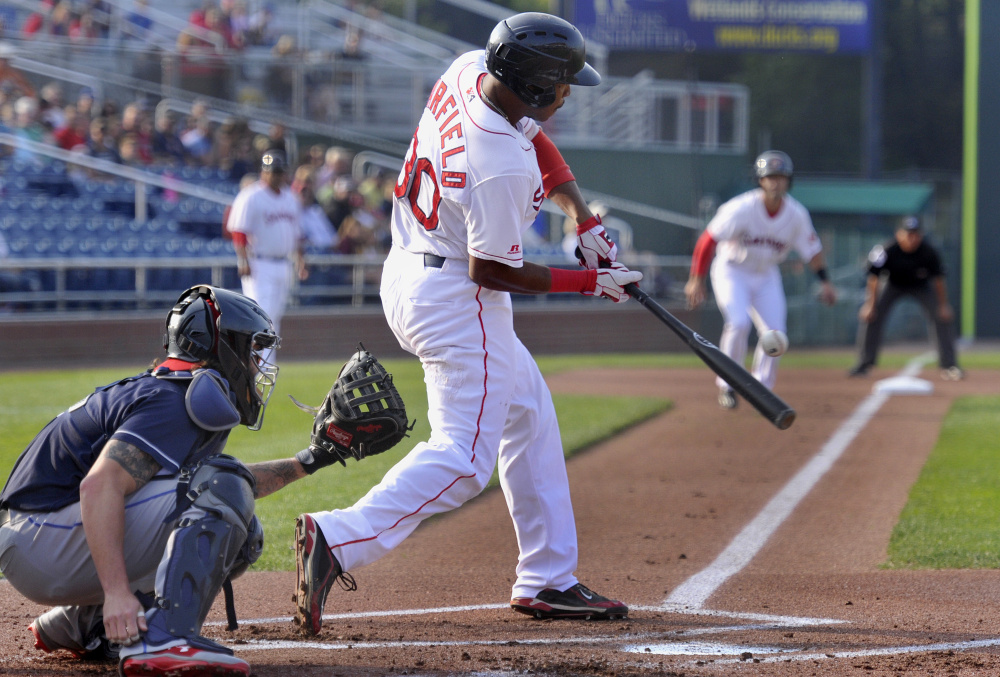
top-left (291, 344), bottom-right (415, 474)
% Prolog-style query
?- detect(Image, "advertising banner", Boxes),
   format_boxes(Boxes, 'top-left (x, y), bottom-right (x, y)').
top-left (573, 0), bottom-right (871, 54)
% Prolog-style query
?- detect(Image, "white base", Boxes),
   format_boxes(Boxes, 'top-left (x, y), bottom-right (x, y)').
top-left (872, 376), bottom-right (935, 396)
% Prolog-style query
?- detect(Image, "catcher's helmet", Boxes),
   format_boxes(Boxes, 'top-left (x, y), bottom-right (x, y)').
top-left (164, 285), bottom-right (280, 430)
top-left (486, 12), bottom-right (600, 108)
top-left (754, 150), bottom-right (794, 180)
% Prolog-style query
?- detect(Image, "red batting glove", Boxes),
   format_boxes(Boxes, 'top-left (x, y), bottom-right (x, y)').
top-left (575, 214), bottom-right (618, 270)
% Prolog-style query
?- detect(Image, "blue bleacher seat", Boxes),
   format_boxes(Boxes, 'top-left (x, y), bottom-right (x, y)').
top-left (75, 239), bottom-right (98, 256)
top-left (56, 237), bottom-right (76, 256)
top-left (205, 239), bottom-right (234, 257)
top-left (41, 217), bottom-right (62, 235)
top-left (107, 217), bottom-right (129, 234)
top-left (32, 239), bottom-right (55, 257)
top-left (183, 239), bottom-right (206, 256)
top-left (7, 238), bottom-right (29, 257)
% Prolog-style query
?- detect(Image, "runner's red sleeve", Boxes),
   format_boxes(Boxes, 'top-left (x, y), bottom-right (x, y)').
top-left (532, 130), bottom-right (575, 196)
top-left (231, 231), bottom-right (248, 248)
top-left (690, 231), bottom-right (717, 277)
top-left (549, 267), bottom-right (597, 293)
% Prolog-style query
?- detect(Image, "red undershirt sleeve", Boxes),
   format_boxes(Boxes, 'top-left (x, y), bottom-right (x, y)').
top-left (532, 129), bottom-right (575, 196)
top-left (690, 231), bottom-right (717, 277)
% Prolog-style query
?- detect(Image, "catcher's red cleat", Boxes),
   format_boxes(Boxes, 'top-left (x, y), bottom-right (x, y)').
top-left (511, 583), bottom-right (628, 620)
top-left (118, 645), bottom-right (249, 677)
top-left (29, 623), bottom-right (52, 653)
top-left (293, 514), bottom-right (356, 635)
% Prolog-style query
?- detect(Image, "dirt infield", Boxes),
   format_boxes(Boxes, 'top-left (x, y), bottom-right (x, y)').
top-left (3, 362), bottom-right (999, 676)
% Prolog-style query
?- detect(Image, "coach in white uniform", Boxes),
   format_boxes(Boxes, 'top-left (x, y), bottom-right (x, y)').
top-left (292, 13), bottom-right (643, 634)
top-left (228, 151), bottom-right (307, 340)
top-left (684, 151), bottom-right (837, 409)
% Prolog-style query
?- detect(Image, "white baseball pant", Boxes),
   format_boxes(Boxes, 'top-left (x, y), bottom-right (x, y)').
top-left (710, 258), bottom-right (786, 390)
top-left (307, 247), bottom-right (579, 598)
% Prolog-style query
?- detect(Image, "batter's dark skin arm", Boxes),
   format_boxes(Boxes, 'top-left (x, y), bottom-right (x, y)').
top-left (469, 256), bottom-right (555, 294)
top-left (546, 180), bottom-right (596, 227)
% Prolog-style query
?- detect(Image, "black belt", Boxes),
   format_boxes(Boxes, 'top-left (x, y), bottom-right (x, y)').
top-left (254, 255), bottom-right (289, 262)
top-left (423, 253), bottom-right (446, 268)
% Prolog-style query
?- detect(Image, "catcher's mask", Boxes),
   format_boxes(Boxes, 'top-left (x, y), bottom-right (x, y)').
top-left (164, 285), bottom-right (280, 430)
top-left (486, 12), bottom-right (600, 109)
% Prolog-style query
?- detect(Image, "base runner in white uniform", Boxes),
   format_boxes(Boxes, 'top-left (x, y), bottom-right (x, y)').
top-left (684, 151), bottom-right (837, 409)
top-left (229, 150), bottom-right (307, 342)
top-left (291, 13), bottom-right (643, 634)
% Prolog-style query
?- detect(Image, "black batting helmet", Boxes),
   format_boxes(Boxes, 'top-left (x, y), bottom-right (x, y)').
top-left (164, 285), bottom-right (280, 430)
top-left (754, 150), bottom-right (794, 180)
top-left (486, 12), bottom-right (600, 109)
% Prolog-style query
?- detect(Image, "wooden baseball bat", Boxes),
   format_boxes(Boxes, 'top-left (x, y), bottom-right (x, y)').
top-left (626, 283), bottom-right (796, 430)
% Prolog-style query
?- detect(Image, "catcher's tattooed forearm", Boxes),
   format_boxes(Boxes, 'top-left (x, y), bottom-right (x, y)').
top-left (247, 458), bottom-right (307, 498)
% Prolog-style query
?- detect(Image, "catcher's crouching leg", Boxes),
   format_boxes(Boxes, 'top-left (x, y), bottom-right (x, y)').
top-left (122, 458), bottom-right (262, 668)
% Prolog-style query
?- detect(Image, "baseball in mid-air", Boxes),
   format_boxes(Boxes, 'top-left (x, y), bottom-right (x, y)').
top-left (760, 329), bottom-right (789, 357)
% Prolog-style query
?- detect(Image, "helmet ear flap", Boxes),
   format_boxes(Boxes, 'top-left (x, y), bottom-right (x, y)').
top-left (164, 287), bottom-right (219, 363)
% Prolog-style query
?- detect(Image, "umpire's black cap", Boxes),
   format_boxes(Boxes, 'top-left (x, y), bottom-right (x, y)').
top-left (899, 215), bottom-right (922, 231)
top-left (261, 150), bottom-right (286, 173)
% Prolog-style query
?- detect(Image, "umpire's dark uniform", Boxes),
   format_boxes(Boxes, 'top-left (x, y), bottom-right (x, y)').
top-left (852, 217), bottom-right (960, 374)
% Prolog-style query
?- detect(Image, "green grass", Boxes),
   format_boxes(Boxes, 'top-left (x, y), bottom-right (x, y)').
top-left (0, 356), bottom-right (670, 572)
top-left (6, 351), bottom-right (1000, 573)
top-left (885, 395), bottom-right (1000, 569)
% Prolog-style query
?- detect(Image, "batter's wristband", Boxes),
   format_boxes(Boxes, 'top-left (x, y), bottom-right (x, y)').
top-left (549, 267), bottom-right (597, 293)
top-left (575, 214), bottom-right (602, 236)
top-left (815, 267), bottom-right (829, 282)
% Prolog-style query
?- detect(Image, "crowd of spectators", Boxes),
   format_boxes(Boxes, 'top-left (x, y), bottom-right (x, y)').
top-left (222, 143), bottom-right (393, 258)
top-left (1, 50), bottom-right (393, 257)
top-left (0, 0), bottom-right (394, 260)
top-left (15, 0), bottom-right (279, 49)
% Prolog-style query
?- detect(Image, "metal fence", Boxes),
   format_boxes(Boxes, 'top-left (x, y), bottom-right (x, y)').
top-left (0, 252), bottom-right (693, 314)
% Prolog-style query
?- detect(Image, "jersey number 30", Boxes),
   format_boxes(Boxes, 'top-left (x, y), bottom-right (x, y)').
top-left (394, 134), bottom-right (467, 232)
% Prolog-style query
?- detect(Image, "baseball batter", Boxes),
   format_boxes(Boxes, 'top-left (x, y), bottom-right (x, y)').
top-left (292, 12), bottom-right (641, 635)
top-left (685, 151), bottom-right (837, 409)
top-left (229, 150), bottom-right (307, 340)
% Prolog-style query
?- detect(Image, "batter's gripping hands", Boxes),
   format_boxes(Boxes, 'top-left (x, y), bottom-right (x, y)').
top-left (586, 262), bottom-right (643, 303)
top-left (575, 214), bottom-right (618, 269)
top-left (291, 345), bottom-right (415, 474)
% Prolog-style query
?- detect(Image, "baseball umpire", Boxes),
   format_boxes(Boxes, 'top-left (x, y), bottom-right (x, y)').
top-left (848, 215), bottom-right (964, 379)
top-left (0, 285), bottom-right (409, 676)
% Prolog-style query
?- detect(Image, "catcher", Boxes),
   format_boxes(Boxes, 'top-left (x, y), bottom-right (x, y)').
top-left (0, 285), bottom-right (409, 677)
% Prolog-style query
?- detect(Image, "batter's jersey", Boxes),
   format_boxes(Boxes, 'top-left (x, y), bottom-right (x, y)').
top-left (708, 189), bottom-right (823, 273)
top-left (391, 50), bottom-right (545, 267)
top-left (867, 239), bottom-right (943, 289)
top-left (228, 182), bottom-right (303, 259)
top-left (0, 372), bottom-right (228, 512)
